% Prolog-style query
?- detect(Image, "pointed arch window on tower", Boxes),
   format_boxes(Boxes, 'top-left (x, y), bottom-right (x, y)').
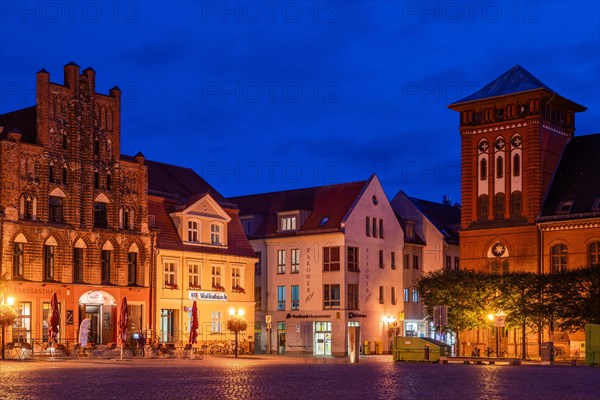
top-left (496, 156), bottom-right (504, 179)
top-left (494, 193), bottom-right (505, 219)
top-left (511, 191), bottom-right (522, 216)
top-left (44, 244), bottom-right (55, 281)
top-left (477, 195), bottom-right (489, 220)
top-left (513, 154), bottom-right (520, 177)
top-left (106, 173), bottom-right (112, 191)
top-left (480, 158), bottom-right (487, 181)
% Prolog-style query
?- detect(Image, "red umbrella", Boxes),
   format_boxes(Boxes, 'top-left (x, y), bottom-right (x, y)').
top-left (48, 293), bottom-right (60, 345)
top-left (189, 301), bottom-right (198, 344)
top-left (119, 297), bottom-right (128, 347)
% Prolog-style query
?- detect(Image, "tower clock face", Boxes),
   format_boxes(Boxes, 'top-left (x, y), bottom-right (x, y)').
top-left (491, 242), bottom-right (506, 257)
top-left (495, 138), bottom-right (505, 150)
top-left (478, 141), bottom-right (489, 153)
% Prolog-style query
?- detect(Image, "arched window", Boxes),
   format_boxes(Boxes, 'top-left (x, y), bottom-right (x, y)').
top-left (94, 194), bottom-right (110, 228)
top-left (551, 244), bottom-right (568, 273)
top-left (513, 154), bottom-right (520, 177)
top-left (44, 237), bottom-right (58, 281)
top-left (128, 243), bottom-right (139, 286)
top-left (589, 241), bottom-right (600, 267)
top-left (480, 158), bottom-right (487, 181)
top-left (511, 191), bottom-right (522, 216)
top-left (496, 156), bottom-right (504, 179)
top-left (13, 241), bottom-right (25, 278)
top-left (477, 195), bottom-right (489, 220)
top-left (73, 239), bottom-right (86, 283)
top-left (495, 193), bottom-right (505, 219)
top-left (101, 241), bottom-right (113, 284)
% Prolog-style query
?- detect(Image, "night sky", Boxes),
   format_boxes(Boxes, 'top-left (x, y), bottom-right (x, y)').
top-left (1, 1), bottom-right (598, 203)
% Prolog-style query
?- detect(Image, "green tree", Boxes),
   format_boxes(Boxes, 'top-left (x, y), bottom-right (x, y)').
top-left (551, 266), bottom-right (600, 332)
top-left (417, 269), bottom-right (497, 355)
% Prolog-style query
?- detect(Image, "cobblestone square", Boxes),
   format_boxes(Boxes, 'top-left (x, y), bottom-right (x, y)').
top-left (1, 355), bottom-right (598, 400)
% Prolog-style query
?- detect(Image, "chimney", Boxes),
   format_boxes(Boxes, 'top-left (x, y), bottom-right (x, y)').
top-left (442, 195), bottom-right (451, 206)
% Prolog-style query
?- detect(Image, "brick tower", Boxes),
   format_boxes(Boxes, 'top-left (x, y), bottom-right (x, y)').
top-left (449, 65), bottom-right (586, 273)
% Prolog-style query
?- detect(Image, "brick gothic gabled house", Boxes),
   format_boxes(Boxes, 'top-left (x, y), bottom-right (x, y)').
top-left (449, 65), bottom-right (600, 357)
top-left (0, 63), bottom-right (151, 345)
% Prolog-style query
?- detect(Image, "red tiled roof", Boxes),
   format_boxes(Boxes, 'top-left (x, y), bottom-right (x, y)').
top-left (149, 195), bottom-right (256, 258)
top-left (229, 180), bottom-right (368, 238)
top-left (145, 159), bottom-right (226, 203)
top-left (146, 158), bottom-right (255, 259)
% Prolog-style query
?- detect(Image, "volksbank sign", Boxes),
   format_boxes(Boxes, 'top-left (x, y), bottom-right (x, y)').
top-left (189, 291), bottom-right (228, 301)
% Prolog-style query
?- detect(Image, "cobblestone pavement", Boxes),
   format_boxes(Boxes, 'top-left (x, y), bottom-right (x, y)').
top-left (1, 355), bottom-right (598, 400)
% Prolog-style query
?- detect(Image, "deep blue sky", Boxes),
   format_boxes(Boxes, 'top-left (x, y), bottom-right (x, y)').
top-left (1, 1), bottom-right (599, 203)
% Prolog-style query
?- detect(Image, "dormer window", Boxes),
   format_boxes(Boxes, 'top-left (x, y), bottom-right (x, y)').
top-left (405, 222), bottom-right (415, 239)
top-left (210, 223), bottom-right (222, 245)
top-left (280, 215), bottom-right (297, 231)
top-left (188, 220), bottom-right (199, 242)
top-left (556, 201), bottom-right (574, 214)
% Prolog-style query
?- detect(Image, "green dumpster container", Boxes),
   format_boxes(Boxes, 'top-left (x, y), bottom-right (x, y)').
top-left (585, 324), bottom-right (600, 365)
top-left (363, 341), bottom-right (371, 355)
top-left (392, 336), bottom-right (451, 362)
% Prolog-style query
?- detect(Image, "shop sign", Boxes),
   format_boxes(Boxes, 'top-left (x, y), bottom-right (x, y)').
top-left (348, 312), bottom-right (367, 319)
top-left (189, 291), bottom-right (227, 301)
top-left (286, 313), bottom-right (331, 319)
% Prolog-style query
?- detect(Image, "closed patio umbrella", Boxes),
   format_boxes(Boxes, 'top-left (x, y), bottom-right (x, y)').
top-left (189, 301), bottom-right (198, 345)
top-left (48, 293), bottom-right (60, 346)
top-left (119, 297), bottom-right (128, 360)
top-left (189, 301), bottom-right (199, 359)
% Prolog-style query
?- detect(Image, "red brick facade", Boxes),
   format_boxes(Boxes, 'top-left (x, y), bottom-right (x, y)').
top-left (0, 63), bottom-right (152, 344)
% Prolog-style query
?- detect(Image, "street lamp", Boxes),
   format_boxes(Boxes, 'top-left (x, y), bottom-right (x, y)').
top-left (227, 308), bottom-right (248, 358)
top-left (0, 296), bottom-right (18, 360)
top-left (384, 315), bottom-right (397, 354)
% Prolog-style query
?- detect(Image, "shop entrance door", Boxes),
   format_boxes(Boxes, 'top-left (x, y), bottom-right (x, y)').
top-left (85, 305), bottom-right (101, 344)
top-left (277, 322), bottom-right (286, 354)
top-left (314, 322), bottom-right (332, 355)
top-left (160, 309), bottom-right (175, 342)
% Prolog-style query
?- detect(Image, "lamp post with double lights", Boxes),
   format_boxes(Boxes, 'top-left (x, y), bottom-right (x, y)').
top-left (227, 308), bottom-right (248, 358)
top-left (384, 315), bottom-right (397, 354)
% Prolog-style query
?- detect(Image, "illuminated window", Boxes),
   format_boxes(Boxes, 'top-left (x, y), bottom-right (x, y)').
top-left (291, 285), bottom-right (300, 310)
top-left (291, 249), bottom-right (300, 273)
top-left (277, 286), bottom-right (286, 311)
top-left (280, 216), bottom-right (297, 231)
top-left (277, 250), bottom-right (286, 274)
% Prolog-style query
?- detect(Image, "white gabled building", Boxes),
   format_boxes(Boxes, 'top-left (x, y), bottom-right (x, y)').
top-left (230, 175), bottom-right (404, 356)
top-left (391, 191), bottom-right (461, 343)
